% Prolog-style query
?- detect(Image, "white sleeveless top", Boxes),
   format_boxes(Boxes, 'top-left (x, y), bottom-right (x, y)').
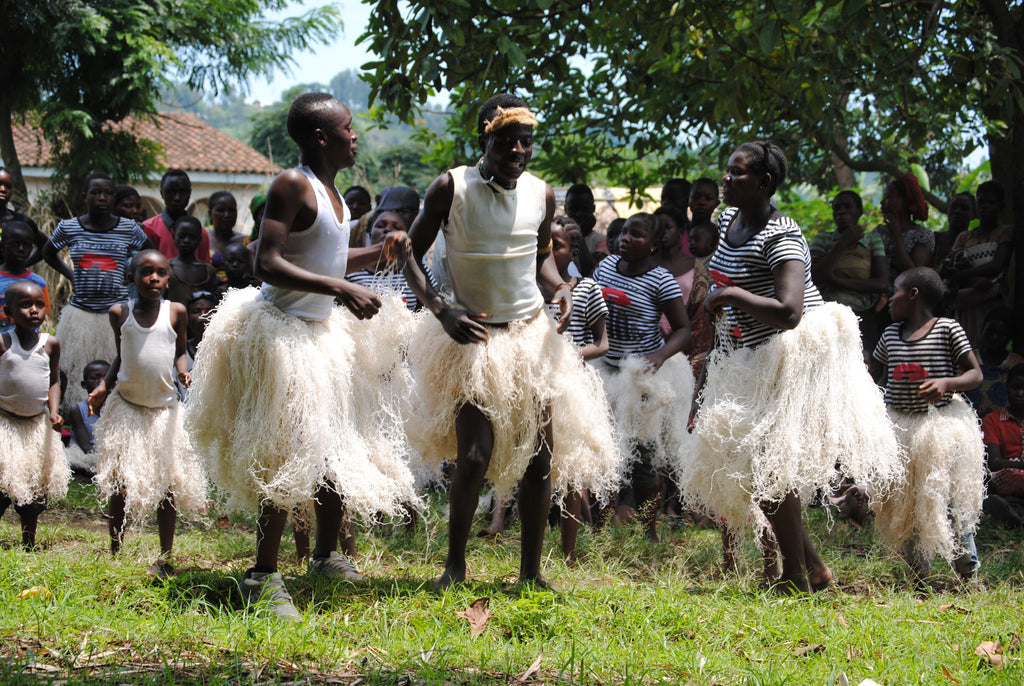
top-left (444, 165), bottom-right (547, 323)
top-left (116, 300), bottom-right (178, 408)
top-left (260, 166), bottom-right (350, 321)
top-left (0, 333), bottom-right (50, 417)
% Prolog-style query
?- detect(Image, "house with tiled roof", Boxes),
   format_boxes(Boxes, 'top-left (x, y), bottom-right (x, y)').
top-left (8, 111), bottom-right (280, 227)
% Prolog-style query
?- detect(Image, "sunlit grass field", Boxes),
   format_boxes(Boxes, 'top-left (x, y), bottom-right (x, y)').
top-left (1, 480), bottom-right (1021, 685)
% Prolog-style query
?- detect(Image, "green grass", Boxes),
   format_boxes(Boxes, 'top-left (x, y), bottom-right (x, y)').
top-left (1, 481), bottom-right (1022, 684)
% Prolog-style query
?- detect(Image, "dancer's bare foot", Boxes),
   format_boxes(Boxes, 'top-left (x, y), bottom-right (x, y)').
top-left (434, 566), bottom-right (466, 591)
top-left (808, 565), bottom-right (833, 592)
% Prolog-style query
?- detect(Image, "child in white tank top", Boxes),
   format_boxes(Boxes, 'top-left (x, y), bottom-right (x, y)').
top-left (0, 280), bottom-right (69, 550)
top-left (89, 250), bottom-right (206, 579)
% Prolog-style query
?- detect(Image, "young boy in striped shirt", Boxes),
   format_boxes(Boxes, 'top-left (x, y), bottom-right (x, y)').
top-left (871, 266), bottom-right (985, 582)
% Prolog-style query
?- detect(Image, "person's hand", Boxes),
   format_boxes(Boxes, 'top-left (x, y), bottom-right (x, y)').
top-left (50, 411), bottom-right (63, 430)
top-left (439, 306), bottom-right (488, 344)
top-left (704, 286), bottom-right (733, 314)
top-left (383, 231), bottom-right (412, 266)
top-left (917, 377), bottom-right (950, 404)
top-left (178, 370), bottom-right (191, 388)
top-left (550, 283), bottom-right (573, 333)
top-left (88, 382), bottom-right (108, 416)
top-left (335, 281), bottom-right (382, 320)
top-left (644, 350), bottom-right (666, 373)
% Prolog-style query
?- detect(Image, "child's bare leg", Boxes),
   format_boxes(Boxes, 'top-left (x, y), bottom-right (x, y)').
top-left (721, 526), bottom-right (738, 573)
top-left (292, 505), bottom-right (312, 560)
top-left (560, 490), bottom-right (583, 564)
top-left (156, 497), bottom-right (176, 558)
top-left (338, 516), bottom-right (356, 558)
top-left (633, 444), bottom-right (661, 543)
top-left (761, 528), bottom-right (780, 581)
top-left (312, 483), bottom-right (343, 559)
top-left (437, 404), bottom-right (494, 590)
top-left (19, 501), bottom-right (42, 551)
top-left (109, 493), bottom-right (127, 555)
top-left (518, 406), bottom-right (553, 586)
top-left (254, 503), bottom-right (288, 573)
top-left (799, 523), bottom-right (832, 590)
top-left (763, 492), bottom-right (810, 593)
top-left (480, 494), bottom-right (509, 537)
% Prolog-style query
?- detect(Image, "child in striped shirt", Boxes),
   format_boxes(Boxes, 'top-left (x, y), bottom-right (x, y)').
top-left (871, 266), bottom-right (985, 581)
top-left (592, 213), bottom-right (691, 543)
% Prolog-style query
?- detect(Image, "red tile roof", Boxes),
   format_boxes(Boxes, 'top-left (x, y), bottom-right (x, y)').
top-left (12, 111), bottom-right (280, 176)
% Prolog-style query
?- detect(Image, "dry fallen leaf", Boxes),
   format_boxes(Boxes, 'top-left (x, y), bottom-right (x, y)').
top-left (792, 643), bottom-right (825, 657)
top-left (975, 641), bottom-right (1004, 670)
top-left (837, 612), bottom-right (849, 627)
top-left (18, 586), bottom-right (52, 600)
top-left (940, 665), bottom-right (959, 682)
top-left (514, 654), bottom-right (543, 684)
top-left (456, 597), bottom-right (491, 638)
top-left (938, 604), bottom-right (969, 613)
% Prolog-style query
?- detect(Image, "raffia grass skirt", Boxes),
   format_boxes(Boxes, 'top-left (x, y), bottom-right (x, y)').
top-left (681, 303), bottom-right (903, 536)
top-left (65, 442), bottom-right (98, 474)
top-left (873, 397), bottom-right (985, 562)
top-left (186, 287), bottom-right (417, 516)
top-left (407, 312), bottom-right (621, 504)
top-left (55, 305), bottom-right (116, 407)
top-left (0, 411), bottom-right (69, 505)
top-left (595, 355), bottom-right (694, 473)
top-left (93, 393), bottom-right (206, 521)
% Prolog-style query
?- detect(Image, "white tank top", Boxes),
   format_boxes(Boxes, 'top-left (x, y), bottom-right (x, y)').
top-left (116, 300), bottom-right (178, 408)
top-left (260, 166), bottom-right (350, 321)
top-left (0, 333), bottom-right (50, 417)
top-left (444, 165), bottom-right (547, 323)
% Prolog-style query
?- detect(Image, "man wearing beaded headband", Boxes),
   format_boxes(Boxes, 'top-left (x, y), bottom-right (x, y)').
top-left (404, 93), bottom-right (619, 590)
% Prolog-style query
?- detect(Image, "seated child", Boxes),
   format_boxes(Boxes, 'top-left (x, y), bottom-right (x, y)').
top-left (165, 216), bottom-right (220, 305)
top-left (0, 280), bottom-right (70, 549)
top-left (871, 267), bottom-right (985, 580)
top-left (65, 359), bottom-right (110, 476)
top-left (177, 292), bottom-right (216, 403)
top-left (212, 242), bottom-right (259, 300)
top-left (964, 307), bottom-right (1023, 417)
top-left (688, 220), bottom-right (718, 261)
top-left (980, 364), bottom-right (1024, 527)
top-left (0, 220), bottom-right (49, 333)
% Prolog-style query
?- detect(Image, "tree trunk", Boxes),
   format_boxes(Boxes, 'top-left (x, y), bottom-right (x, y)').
top-left (0, 91), bottom-right (30, 211)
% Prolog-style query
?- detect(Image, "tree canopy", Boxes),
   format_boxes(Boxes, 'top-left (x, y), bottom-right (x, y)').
top-left (359, 1), bottom-right (1019, 201)
top-left (0, 0), bottom-right (340, 209)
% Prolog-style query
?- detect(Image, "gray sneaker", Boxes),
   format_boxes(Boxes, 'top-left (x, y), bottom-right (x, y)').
top-left (241, 569), bottom-right (300, 621)
top-left (308, 551), bottom-right (363, 581)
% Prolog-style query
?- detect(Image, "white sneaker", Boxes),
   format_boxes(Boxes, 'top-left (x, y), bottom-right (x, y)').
top-left (241, 569), bottom-right (300, 621)
top-left (308, 551), bottom-right (363, 582)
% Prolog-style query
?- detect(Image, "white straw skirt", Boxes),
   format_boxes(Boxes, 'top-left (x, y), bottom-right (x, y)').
top-left (873, 396), bottom-right (985, 562)
top-left (595, 354), bottom-right (694, 474)
top-left (407, 311), bottom-right (621, 504)
top-left (0, 411), bottom-right (70, 505)
top-left (93, 393), bottom-right (206, 521)
top-left (185, 287), bottom-right (418, 516)
top-left (55, 305), bottom-right (117, 407)
top-left (681, 302), bottom-right (903, 536)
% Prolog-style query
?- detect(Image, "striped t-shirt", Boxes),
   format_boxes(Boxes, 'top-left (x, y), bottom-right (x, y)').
top-left (50, 217), bottom-right (148, 312)
top-left (545, 277), bottom-right (608, 349)
top-left (593, 255), bottom-right (682, 365)
top-left (873, 317), bottom-right (973, 413)
top-left (345, 262), bottom-right (435, 312)
top-left (709, 206), bottom-right (823, 349)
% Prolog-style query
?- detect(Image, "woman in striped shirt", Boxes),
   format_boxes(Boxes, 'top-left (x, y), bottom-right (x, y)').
top-left (683, 142), bottom-right (901, 593)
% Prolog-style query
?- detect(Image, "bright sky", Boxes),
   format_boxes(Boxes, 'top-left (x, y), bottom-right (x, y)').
top-left (246, 0), bottom-right (374, 104)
